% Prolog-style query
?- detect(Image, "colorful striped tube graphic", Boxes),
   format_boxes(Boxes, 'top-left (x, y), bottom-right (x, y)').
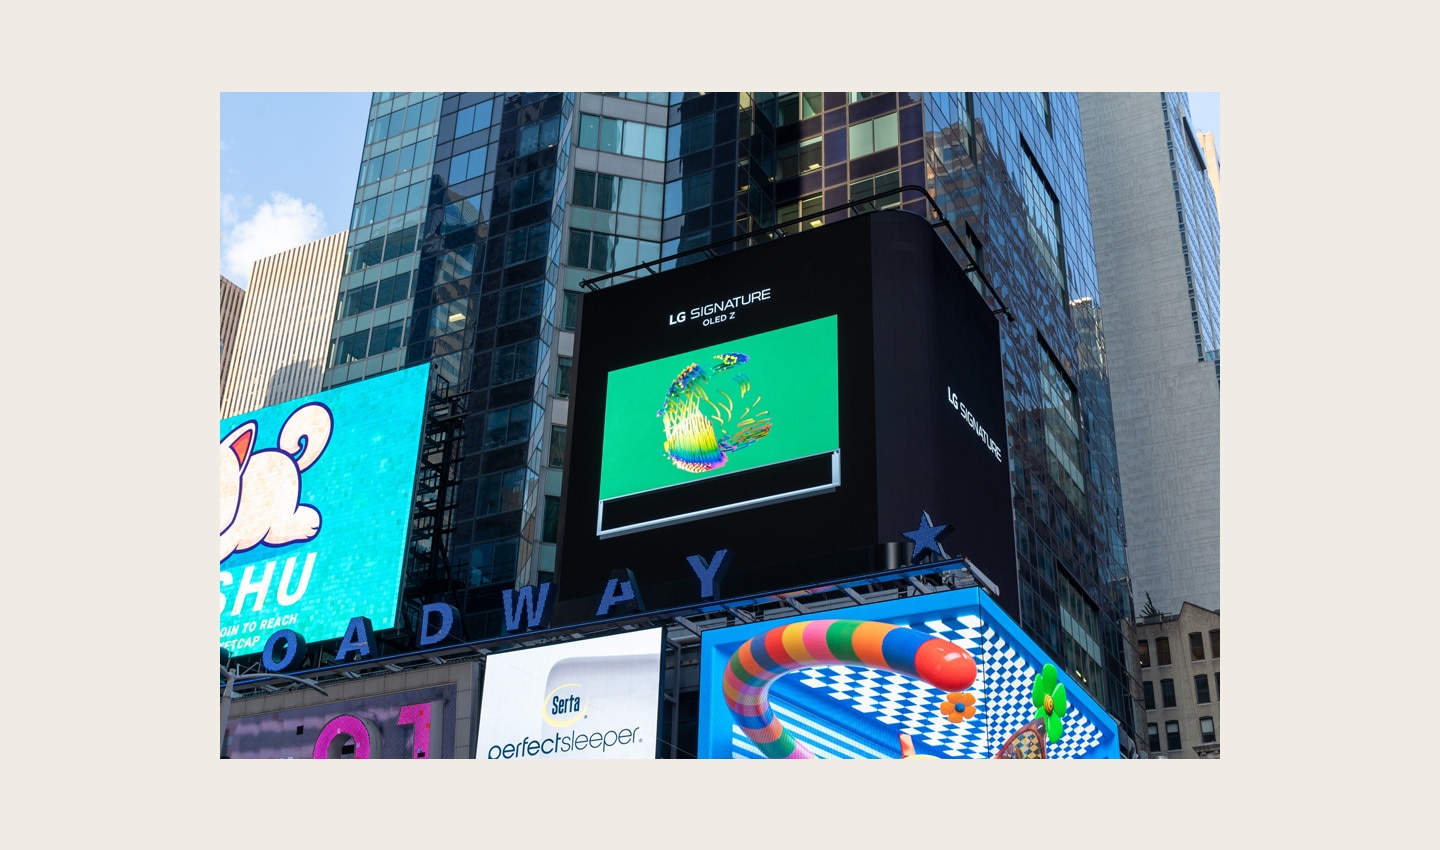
top-left (722, 619), bottom-right (977, 759)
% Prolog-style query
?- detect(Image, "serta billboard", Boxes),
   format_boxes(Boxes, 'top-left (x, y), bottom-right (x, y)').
top-left (219, 365), bottom-right (428, 656)
top-left (476, 629), bottom-right (664, 760)
top-left (697, 587), bottom-right (1120, 759)
top-left (555, 212), bottom-right (1016, 623)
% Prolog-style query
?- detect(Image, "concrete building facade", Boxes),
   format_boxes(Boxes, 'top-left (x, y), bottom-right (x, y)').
top-left (1078, 93), bottom-right (1220, 616)
top-left (1135, 602), bottom-right (1220, 758)
top-left (220, 230), bottom-right (350, 418)
top-left (219, 274), bottom-right (245, 407)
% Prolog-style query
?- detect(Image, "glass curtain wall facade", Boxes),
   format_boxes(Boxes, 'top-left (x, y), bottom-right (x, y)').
top-left (325, 92), bottom-right (1137, 750)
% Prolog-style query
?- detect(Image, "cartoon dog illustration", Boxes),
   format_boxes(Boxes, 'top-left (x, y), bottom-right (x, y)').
top-left (220, 402), bottom-right (333, 563)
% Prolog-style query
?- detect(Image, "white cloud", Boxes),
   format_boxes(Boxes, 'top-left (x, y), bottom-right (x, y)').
top-left (220, 192), bottom-right (328, 287)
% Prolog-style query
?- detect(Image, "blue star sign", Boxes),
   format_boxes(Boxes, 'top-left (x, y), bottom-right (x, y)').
top-left (903, 511), bottom-right (951, 563)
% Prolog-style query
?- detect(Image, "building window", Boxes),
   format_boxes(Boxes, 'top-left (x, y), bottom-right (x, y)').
top-left (367, 320), bottom-right (405, 357)
top-left (1137, 639), bottom-right (1150, 668)
top-left (1057, 573), bottom-right (1103, 691)
top-left (498, 281), bottom-right (544, 325)
top-left (1147, 723), bottom-right (1160, 753)
top-left (556, 356), bottom-right (571, 398)
top-left (470, 538), bottom-right (519, 586)
top-left (453, 100), bottom-right (493, 139)
top-left (850, 169), bottom-right (902, 212)
top-left (448, 145), bottom-right (489, 186)
top-left (1027, 91), bottom-right (1051, 132)
top-left (1210, 629), bottom-right (1220, 658)
top-left (428, 299), bottom-right (467, 338)
top-left (1160, 678), bottom-right (1176, 708)
top-left (777, 193), bottom-right (824, 232)
top-left (577, 113), bottom-right (665, 161)
top-left (1214, 671), bottom-right (1220, 700)
top-left (515, 115), bottom-right (562, 157)
top-left (492, 340), bottom-right (539, 385)
top-left (1155, 636), bottom-right (1172, 666)
top-left (1165, 720), bottom-right (1181, 751)
top-left (509, 170), bottom-right (555, 210)
top-left (777, 137), bottom-right (823, 179)
top-left (549, 424), bottom-right (566, 468)
top-left (572, 169), bottom-right (663, 218)
top-left (330, 330), bottom-right (370, 367)
top-left (476, 468), bottom-right (525, 516)
top-left (376, 271), bottom-right (411, 310)
top-left (776, 92), bottom-right (827, 123)
top-left (1018, 140), bottom-right (1066, 300)
top-left (1190, 632), bottom-right (1205, 661)
top-left (1199, 716), bottom-right (1216, 744)
top-left (1039, 346), bottom-right (1086, 516)
top-left (439, 194), bottom-right (484, 235)
top-left (561, 290), bottom-right (579, 332)
top-left (484, 403), bottom-right (533, 449)
top-left (542, 495), bottom-right (561, 544)
top-left (434, 245), bottom-right (476, 285)
top-left (1194, 674), bottom-right (1211, 704)
top-left (847, 112), bottom-right (899, 158)
top-left (505, 222), bottom-right (551, 267)
top-left (1142, 681), bottom-right (1156, 711)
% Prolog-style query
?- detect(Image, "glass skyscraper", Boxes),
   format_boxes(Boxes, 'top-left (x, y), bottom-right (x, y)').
top-left (321, 92), bottom-right (1141, 749)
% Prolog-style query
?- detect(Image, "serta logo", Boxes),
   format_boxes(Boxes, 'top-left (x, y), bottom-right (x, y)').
top-left (543, 683), bottom-right (587, 727)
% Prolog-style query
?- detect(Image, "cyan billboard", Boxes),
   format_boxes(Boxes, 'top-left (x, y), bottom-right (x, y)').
top-left (697, 586), bottom-right (1120, 759)
top-left (219, 365), bottom-right (429, 656)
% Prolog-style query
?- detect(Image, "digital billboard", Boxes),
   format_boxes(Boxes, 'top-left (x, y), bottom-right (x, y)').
top-left (224, 683), bottom-right (462, 759)
top-left (598, 315), bottom-right (840, 537)
top-left (555, 212), bottom-right (1016, 624)
top-left (219, 364), bottom-right (429, 656)
top-left (696, 587), bottom-right (1119, 759)
top-left (476, 628), bottom-right (664, 760)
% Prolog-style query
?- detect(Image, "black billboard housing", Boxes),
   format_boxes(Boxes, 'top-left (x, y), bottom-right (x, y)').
top-left (554, 211), bottom-right (1015, 624)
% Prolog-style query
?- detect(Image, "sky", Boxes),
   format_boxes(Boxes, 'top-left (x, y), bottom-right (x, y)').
top-left (218, 92), bottom-right (1220, 288)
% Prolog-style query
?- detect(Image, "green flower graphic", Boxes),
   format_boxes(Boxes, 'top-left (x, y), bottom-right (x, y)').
top-left (1031, 663), bottom-right (1067, 743)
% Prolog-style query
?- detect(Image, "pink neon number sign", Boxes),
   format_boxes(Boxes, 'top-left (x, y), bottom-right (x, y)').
top-left (398, 701), bottom-right (437, 759)
top-left (312, 714), bottom-right (373, 759)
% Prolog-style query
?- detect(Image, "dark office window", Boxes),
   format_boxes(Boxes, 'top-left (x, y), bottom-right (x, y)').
top-left (1147, 723), bottom-right (1160, 753)
top-left (1199, 716), bottom-right (1215, 744)
top-left (1160, 678), bottom-right (1176, 708)
top-left (492, 339), bottom-right (539, 385)
top-left (542, 495), bottom-right (561, 543)
top-left (367, 320), bottom-right (405, 357)
top-left (1155, 636), bottom-right (1172, 666)
top-left (1190, 632), bottom-right (1205, 661)
top-left (556, 356), bottom-right (571, 398)
top-left (331, 330), bottom-right (370, 367)
top-left (1165, 720), bottom-right (1181, 751)
top-left (1142, 681), bottom-right (1156, 711)
top-left (549, 424), bottom-right (566, 468)
top-left (340, 283), bottom-right (377, 318)
top-left (476, 468), bottom-right (525, 516)
top-left (484, 403), bottom-right (532, 449)
top-left (498, 281), bottom-right (543, 325)
top-left (561, 290), bottom-right (579, 331)
top-left (1137, 639), bottom-right (1150, 668)
top-left (1194, 674), bottom-right (1211, 704)
top-left (1214, 671), bottom-right (1220, 700)
top-left (1210, 629), bottom-right (1220, 658)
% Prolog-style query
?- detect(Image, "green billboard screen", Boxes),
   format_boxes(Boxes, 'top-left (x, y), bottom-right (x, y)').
top-left (596, 315), bottom-right (840, 536)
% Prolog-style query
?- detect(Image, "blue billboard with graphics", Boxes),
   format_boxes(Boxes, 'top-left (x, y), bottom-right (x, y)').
top-left (697, 587), bottom-right (1120, 759)
top-left (219, 365), bottom-right (429, 656)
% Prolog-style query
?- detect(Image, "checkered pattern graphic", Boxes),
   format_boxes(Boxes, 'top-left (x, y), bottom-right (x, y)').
top-left (726, 613), bottom-right (1109, 759)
